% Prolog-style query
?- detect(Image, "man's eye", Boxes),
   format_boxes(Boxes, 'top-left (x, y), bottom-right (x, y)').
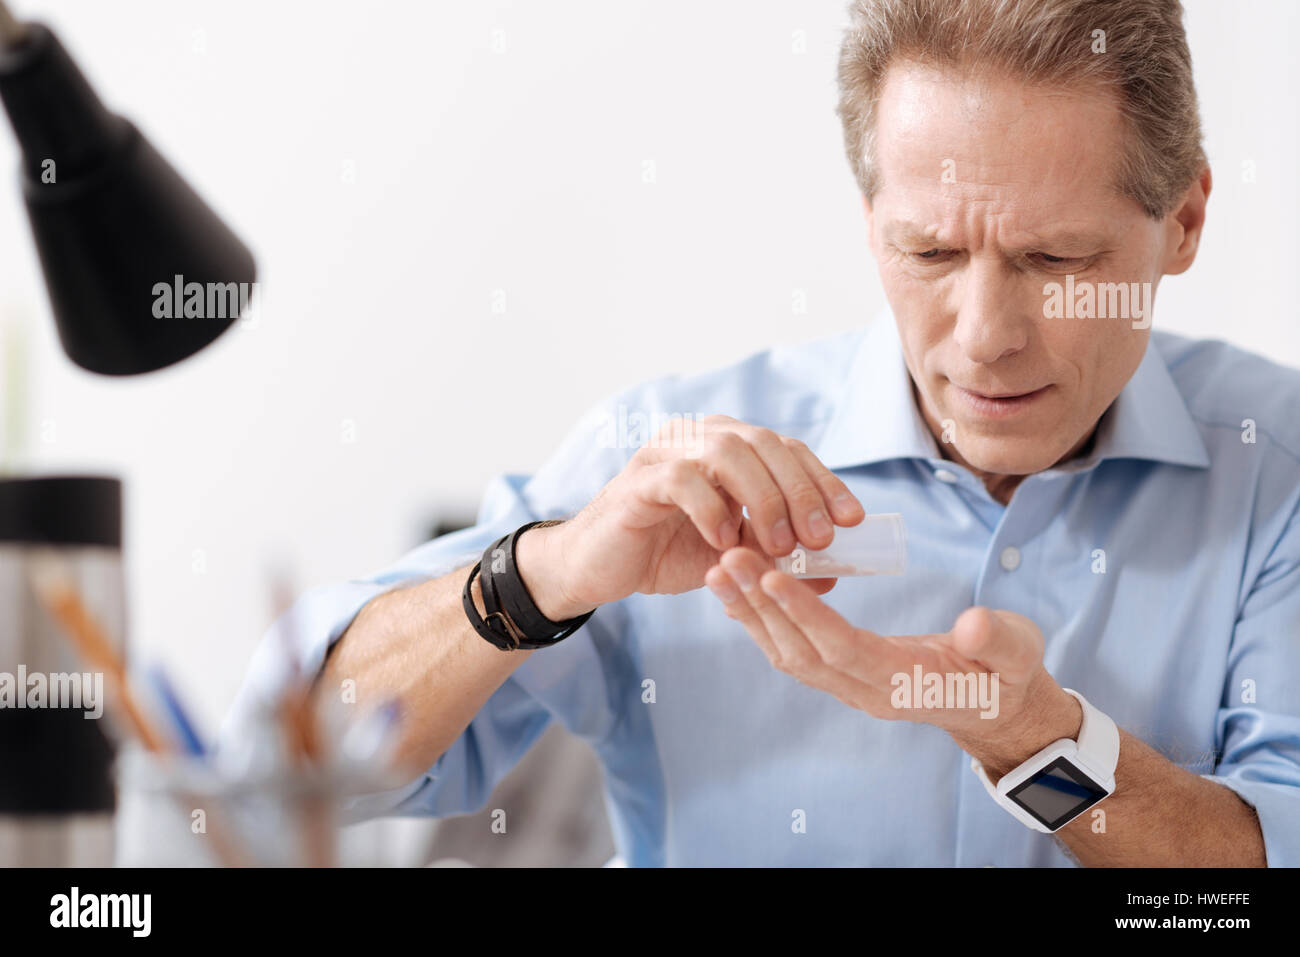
top-left (1031, 252), bottom-right (1086, 268)
top-left (909, 248), bottom-right (952, 262)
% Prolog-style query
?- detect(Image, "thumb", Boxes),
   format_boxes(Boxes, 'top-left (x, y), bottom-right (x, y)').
top-left (950, 606), bottom-right (1043, 680)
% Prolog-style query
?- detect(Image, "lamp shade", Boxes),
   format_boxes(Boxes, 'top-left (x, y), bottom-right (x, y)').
top-left (0, 23), bottom-right (255, 375)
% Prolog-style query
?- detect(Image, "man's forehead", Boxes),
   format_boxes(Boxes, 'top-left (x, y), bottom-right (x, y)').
top-left (872, 59), bottom-right (1129, 215)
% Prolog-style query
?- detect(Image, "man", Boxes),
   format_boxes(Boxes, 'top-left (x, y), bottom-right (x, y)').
top-left (228, 0), bottom-right (1299, 866)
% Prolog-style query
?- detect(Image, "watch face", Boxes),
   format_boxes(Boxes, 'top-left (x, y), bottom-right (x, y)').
top-left (1005, 756), bottom-right (1108, 831)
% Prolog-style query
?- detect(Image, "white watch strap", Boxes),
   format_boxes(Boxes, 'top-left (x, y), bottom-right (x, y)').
top-left (969, 687), bottom-right (1120, 833)
top-left (970, 754), bottom-right (1052, 832)
top-left (1062, 688), bottom-right (1119, 786)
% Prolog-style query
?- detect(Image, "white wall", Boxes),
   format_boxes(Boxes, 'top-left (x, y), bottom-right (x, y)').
top-left (1, 0), bottom-right (1296, 738)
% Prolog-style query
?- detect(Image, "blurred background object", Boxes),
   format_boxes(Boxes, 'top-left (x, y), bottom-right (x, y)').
top-left (0, 0), bottom-right (257, 865)
top-left (0, 476), bottom-right (124, 866)
top-left (0, 8), bottom-right (255, 375)
top-left (420, 724), bottom-right (616, 867)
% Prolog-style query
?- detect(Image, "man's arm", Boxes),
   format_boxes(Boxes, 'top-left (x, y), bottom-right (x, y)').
top-left (312, 523), bottom-right (593, 776)
top-left (962, 689), bottom-right (1266, 867)
top-left (960, 489), bottom-right (1300, 867)
top-left (312, 413), bottom-right (864, 773)
top-left (707, 552), bottom-right (1286, 867)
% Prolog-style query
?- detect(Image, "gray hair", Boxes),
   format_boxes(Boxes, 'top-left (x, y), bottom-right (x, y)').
top-left (836, 0), bottom-right (1207, 218)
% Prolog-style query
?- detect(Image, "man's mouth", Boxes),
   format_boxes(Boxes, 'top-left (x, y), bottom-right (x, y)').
top-left (952, 383), bottom-right (1052, 418)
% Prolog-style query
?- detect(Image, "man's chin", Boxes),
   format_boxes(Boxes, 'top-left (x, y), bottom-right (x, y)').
top-left (947, 439), bottom-right (1069, 478)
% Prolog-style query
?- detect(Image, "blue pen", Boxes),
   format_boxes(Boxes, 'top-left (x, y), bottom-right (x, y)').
top-left (147, 665), bottom-right (206, 756)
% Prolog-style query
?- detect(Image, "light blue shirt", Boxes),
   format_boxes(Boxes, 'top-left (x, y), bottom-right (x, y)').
top-left (227, 314), bottom-right (1300, 866)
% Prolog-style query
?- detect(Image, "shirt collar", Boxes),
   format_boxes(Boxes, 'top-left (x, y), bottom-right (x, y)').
top-left (815, 312), bottom-right (1210, 473)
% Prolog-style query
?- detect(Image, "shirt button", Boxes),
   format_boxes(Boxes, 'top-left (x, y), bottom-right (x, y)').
top-left (1000, 546), bottom-right (1021, 571)
top-left (934, 469), bottom-right (959, 484)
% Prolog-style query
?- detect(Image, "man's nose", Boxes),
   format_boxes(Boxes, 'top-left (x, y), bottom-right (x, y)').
top-left (950, 259), bottom-right (1030, 364)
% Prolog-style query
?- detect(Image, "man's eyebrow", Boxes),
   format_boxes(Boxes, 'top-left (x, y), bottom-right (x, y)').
top-left (880, 221), bottom-right (945, 246)
top-left (880, 221), bottom-right (1113, 252)
top-left (1011, 228), bottom-right (1113, 253)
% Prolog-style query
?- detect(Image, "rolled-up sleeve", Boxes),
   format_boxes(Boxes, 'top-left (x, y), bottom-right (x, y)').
top-left (219, 394), bottom-right (636, 820)
top-left (1203, 498), bottom-right (1300, 867)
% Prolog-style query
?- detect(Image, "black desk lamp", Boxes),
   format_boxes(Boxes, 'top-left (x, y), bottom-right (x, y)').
top-left (0, 1), bottom-right (256, 374)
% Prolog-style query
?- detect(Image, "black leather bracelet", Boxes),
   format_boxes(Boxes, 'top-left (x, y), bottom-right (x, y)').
top-left (461, 520), bottom-right (595, 651)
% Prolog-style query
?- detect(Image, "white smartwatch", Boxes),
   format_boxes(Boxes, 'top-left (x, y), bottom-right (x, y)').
top-left (970, 688), bottom-right (1119, 833)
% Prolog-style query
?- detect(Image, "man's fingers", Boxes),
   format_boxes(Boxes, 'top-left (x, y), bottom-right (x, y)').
top-left (704, 564), bottom-right (779, 660)
top-left (782, 437), bottom-right (865, 526)
top-left (756, 565), bottom-right (908, 688)
top-left (686, 431), bottom-right (801, 556)
top-left (718, 548), bottom-right (825, 675)
top-left (638, 415), bottom-right (861, 558)
top-left (713, 550), bottom-right (875, 707)
top-left (804, 576), bottom-right (838, 596)
top-left (631, 459), bottom-right (737, 550)
top-left (629, 421), bottom-right (786, 552)
top-left (727, 425), bottom-right (837, 552)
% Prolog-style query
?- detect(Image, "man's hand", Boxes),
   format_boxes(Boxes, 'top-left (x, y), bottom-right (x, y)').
top-left (704, 545), bottom-right (1269, 866)
top-left (521, 415), bottom-right (866, 619)
top-left (703, 544), bottom-right (1082, 774)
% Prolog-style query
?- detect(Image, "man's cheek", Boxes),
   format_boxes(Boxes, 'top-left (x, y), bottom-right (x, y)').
top-left (882, 272), bottom-right (948, 319)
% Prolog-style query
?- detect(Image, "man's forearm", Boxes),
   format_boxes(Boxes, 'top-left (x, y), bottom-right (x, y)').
top-left (1054, 730), bottom-right (1266, 867)
top-left (313, 525), bottom-right (581, 776)
top-left (957, 681), bottom-right (1266, 866)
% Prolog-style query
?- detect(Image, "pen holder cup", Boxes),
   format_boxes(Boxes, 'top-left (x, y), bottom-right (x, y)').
top-left (114, 746), bottom-right (341, 867)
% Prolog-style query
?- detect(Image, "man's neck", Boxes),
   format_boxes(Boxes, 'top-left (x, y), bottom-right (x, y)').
top-left (912, 379), bottom-right (1100, 506)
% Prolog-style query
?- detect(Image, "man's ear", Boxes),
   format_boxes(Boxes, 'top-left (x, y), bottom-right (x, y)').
top-left (1162, 165), bottom-right (1211, 277)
